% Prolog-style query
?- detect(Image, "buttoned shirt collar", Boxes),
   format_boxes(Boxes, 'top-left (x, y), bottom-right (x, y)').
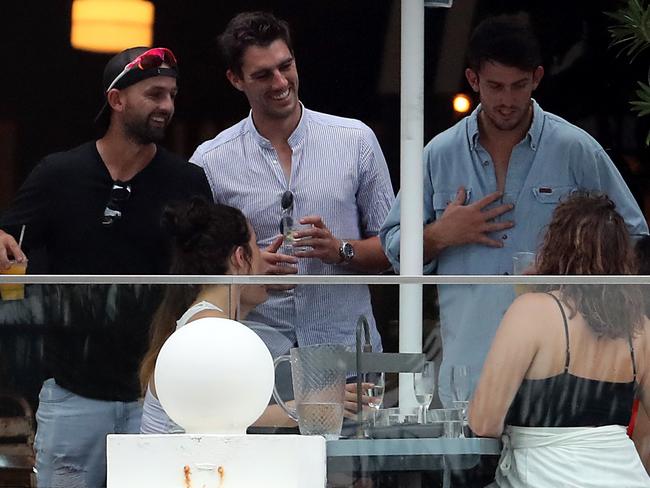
top-left (468, 99), bottom-right (543, 152)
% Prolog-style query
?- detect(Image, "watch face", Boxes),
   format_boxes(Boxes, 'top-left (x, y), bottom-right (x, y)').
top-left (341, 241), bottom-right (355, 261)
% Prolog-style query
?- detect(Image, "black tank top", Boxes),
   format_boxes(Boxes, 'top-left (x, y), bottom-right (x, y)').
top-left (505, 293), bottom-right (637, 428)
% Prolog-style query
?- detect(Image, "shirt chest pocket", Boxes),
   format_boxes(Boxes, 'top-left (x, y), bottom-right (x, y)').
top-left (432, 188), bottom-right (471, 219)
top-left (531, 185), bottom-right (576, 204)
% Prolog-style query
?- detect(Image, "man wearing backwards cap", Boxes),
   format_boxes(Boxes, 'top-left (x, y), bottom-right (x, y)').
top-left (0, 47), bottom-right (211, 487)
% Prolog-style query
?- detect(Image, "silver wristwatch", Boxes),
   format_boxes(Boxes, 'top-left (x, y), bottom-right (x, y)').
top-left (338, 240), bottom-right (355, 263)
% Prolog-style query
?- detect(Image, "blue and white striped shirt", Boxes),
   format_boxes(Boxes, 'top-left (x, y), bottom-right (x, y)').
top-left (191, 106), bottom-right (394, 350)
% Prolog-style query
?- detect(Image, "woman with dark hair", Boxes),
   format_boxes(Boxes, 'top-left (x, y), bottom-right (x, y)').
top-left (139, 197), bottom-right (366, 434)
top-left (469, 193), bottom-right (650, 486)
top-left (139, 197), bottom-right (294, 433)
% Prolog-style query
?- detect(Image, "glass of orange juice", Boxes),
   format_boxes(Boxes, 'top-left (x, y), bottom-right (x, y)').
top-left (0, 261), bottom-right (27, 300)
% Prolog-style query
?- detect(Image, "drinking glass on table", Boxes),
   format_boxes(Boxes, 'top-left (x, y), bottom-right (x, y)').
top-left (413, 361), bottom-right (436, 424)
top-left (451, 365), bottom-right (471, 436)
top-left (364, 372), bottom-right (385, 425)
top-left (365, 372), bottom-right (385, 410)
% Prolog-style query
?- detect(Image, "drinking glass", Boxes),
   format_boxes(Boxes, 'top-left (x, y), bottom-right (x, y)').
top-left (451, 365), bottom-right (471, 437)
top-left (413, 361), bottom-right (436, 424)
top-left (0, 261), bottom-right (27, 301)
top-left (512, 251), bottom-right (535, 275)
top-left (365, 372), bottom-right (385, 410)
top-left (364, 372), bottom-right (385, 427)
top-left (513, 251), bottom-right (536, 296)
top-left (280, 223), bottom-right (312, 256)
top-left (428, 408), bottom-right (463, 438)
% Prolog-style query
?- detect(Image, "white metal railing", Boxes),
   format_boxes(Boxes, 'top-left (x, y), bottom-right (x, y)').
top-left (1, 275), bottom-right (650, 284)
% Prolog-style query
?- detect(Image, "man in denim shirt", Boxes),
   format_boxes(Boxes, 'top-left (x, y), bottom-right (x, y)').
top-left (380, 15), bottom-right (648, 406)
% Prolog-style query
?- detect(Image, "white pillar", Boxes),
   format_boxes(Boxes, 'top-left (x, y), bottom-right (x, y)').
top-left (398, 0), bottom-right (425, 408)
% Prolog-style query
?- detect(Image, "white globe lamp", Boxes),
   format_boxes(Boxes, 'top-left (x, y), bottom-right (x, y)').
top-left (154, 317), bottom-right (274, 434)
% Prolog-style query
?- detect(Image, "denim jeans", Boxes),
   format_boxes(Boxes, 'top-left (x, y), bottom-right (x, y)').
top-left (34, 379), bottom-right (142, 488)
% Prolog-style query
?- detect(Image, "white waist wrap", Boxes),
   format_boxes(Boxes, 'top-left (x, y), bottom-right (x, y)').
top-left (495, 425), bottom-right (650, 487)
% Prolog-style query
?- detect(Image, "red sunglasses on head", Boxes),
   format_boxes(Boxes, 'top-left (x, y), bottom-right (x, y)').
top-left (106, 47), bottom-right (178, 93)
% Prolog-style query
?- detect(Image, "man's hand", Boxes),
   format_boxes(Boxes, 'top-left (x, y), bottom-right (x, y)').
top-left (263, 235), bottom-right (298, 273)
top-left (343, 382), bottom-right (373, 419)
top-left (292, 215), bottom-right (342, 264)
top-left (262, 235), bottom-right (298, 291)
top-left (425, 187), bottom-right (514, 254)
top-left (0, 230), bottom-right (26, 270)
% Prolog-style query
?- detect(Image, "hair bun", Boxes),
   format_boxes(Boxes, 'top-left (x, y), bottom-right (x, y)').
top-left (162, 197), bottom-right (211, 250)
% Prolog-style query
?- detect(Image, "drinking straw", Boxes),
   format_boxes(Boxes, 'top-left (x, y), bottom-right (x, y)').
top-left (18, 225), bottom-right (25, 248)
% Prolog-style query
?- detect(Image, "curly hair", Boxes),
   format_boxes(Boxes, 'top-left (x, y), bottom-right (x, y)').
top-left (218, 11), bottom-right (293, 77)
top-left (139, 197), bottom-right (252, 392)
top-left (536, 192), bottom-right (642, 339)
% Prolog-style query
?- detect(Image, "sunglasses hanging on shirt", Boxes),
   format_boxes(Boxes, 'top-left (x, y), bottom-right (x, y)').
top-left (101, 181), bottom-right (131, 226)
top-left (280, 190), bottom-right (294, 236)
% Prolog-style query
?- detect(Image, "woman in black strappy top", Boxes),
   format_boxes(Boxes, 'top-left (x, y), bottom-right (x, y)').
top-left (468, 193), bottom-right (650, 487)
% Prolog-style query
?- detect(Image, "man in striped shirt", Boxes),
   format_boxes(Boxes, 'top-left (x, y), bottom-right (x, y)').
top-left (191, 11), bottom-right (394, 351)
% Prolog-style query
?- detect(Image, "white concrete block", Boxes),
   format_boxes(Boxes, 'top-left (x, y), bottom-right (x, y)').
top-left (107, 434), bottom-right (326, 488)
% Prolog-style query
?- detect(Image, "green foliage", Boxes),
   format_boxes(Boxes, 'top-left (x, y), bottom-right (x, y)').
top-left (608, 0), bottom-right (650, 143)
top-left (631, 81), bottom-right (650, 144)
top-left (631, 81), bottom-right (650, 117)
top-left (607, 0), bottom-right (650, 62)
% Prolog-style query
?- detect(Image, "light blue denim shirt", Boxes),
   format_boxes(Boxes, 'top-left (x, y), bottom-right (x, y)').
top-left (380, 100), bottom-right (648, 405)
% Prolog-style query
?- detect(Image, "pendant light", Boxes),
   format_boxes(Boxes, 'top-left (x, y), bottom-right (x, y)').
top-left (71, 0), bottom-right (154, 54)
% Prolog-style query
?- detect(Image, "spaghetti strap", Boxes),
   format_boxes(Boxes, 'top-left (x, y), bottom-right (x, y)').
top-left (546, 292), bottom-right (570, 372)
top-left (628, 335), bottom-right (638, 382)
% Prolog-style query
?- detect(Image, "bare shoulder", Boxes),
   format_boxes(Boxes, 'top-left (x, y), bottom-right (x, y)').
top-left (500, 292), bottom-right (560, 334)
top-left (506, 291), bottom-right (559, 316)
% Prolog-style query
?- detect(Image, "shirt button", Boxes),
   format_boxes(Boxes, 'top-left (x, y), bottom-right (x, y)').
top-left (502, 234), bottom-right (508, 240)
top-left (482, 161), bottom-right (489, 167)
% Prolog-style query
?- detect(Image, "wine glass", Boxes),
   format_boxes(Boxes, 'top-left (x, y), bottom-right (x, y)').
top-left (451, 365), bottom-right (471, 436)
top-left (413, 361), bottom-right (436, 424)
top-left (365, 372), bottom-right (385, 409)
top-left (364, 372), bottom-right (385, 425)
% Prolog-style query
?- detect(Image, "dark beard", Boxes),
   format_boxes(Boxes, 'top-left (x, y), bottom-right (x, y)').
top-left (123, 116), bottom-right (167, 145)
